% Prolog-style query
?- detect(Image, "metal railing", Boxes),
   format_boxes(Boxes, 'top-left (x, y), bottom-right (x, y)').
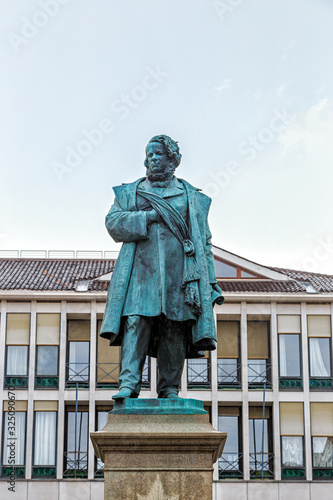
top-left (187, 358), bottom-right (211, 388)
top-left (66, 362), bottom-right (90, 387)
top-left (249, 452), bottom-right (274, 479)
top-left (63, 451), bottom-right (88, 478)
top-left (217, 359), bottom-right (241, 388)
top-left (248, 362), bottom-right (272, 388)
top-left (96, 363), bottom-right (120, 388)
top-left (218, 452), bottom-right (243, 479)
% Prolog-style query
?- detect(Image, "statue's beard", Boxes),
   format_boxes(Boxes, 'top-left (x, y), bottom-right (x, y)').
top-left (146, 164), bottom-right (175, 184)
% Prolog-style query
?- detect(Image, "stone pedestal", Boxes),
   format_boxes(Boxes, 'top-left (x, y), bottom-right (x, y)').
top-left (90, 399), bottom-right (226, 500)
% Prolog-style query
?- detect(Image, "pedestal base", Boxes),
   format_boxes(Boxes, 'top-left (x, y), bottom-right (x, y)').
top-left (90, 399), bottom-right (226, 500)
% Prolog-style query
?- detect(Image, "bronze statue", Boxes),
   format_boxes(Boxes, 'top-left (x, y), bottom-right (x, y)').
top-left (100, 135), bottom-right (223, 399)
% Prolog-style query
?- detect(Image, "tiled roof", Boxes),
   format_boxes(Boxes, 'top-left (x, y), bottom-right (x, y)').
top-left (0, 258), bottom-right (332, 294)
top-left (0, 259), bottom-right (115, 291)
top-left (269, 267), bottom-right (333, 293)
top-left (217, 280), bottom-right (307, 293)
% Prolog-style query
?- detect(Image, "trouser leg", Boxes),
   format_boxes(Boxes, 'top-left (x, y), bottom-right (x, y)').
top-left (118, 315), bottom-right (151, 396)
top-left (157, 319), bottom-right (187, 398)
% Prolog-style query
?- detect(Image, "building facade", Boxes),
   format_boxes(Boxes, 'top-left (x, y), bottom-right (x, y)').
top-left (0, 247), bottom-right (333, 500)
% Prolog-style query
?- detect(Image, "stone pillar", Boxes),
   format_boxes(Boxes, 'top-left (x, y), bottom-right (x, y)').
top-left (90, 398), bottom-right (226, 500)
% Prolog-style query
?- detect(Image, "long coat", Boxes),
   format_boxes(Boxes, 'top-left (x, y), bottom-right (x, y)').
top-left (100, 177), bottom-right (223, 358)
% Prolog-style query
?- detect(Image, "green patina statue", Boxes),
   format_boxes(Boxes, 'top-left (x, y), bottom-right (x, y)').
top-left (100, 134), bottom-right (224, 400)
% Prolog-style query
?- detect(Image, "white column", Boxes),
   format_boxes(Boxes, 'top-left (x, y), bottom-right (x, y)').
top-left (56, 300), bottom-right (67, 479)
top-left (0, 300), bottom-right (7, 467)
top-left (240, 302), bottom-right (249, 480)
top-left (88, 301), bottom-right (96, 479)
top-left (26, 301), bottom-right (36, 479)
top-left (211, 308), bottom-right (219, 480)
top-left (270, 302), bottom-right (281, 480)
top-left (301, 302), bottom-right (312, 481)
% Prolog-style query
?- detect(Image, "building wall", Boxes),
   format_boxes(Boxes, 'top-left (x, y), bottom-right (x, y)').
top-left (0, 298), bottom-right (333, 499)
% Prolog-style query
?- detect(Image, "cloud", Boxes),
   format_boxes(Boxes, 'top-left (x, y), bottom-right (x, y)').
top-left (282, 39), bottom-right (296, 60)
top-left (278, 98), bottom-right (333, 156)
top-left (214, 78), bottom-right (232, 95)
top-left (277, 83), bottom-right (286, 97)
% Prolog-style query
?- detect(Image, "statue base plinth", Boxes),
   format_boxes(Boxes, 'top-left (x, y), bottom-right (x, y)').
top-left (90, 398), bottom-right (226, 500)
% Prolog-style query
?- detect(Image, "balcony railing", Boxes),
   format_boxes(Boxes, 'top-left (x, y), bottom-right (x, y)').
top-left (187, 358), bottom-right (211, 389)
top-left (95, 457), bottom-right (104, 478)
top-left (249, 452), bottom-right (274, 479)
top-left (63, 451), bottom-right (88, 478)
top-left (66, 362), bottom-right (89, 388)
top-left (96, 363), bottom-right (120, 388)
top-left (97, 358), bottom-right (150, 389)
top-left (218, 452), bottom-right (243, 479)
top-left (217, 359), bottom-right (241, 389)
top-left (248, 362), bottom-right (272, 389)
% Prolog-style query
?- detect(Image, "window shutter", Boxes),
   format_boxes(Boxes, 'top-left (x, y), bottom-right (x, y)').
top-left (6, 314), bottom-right (30, 345)
top-left (280, 403), bottom-right (304, 435)
top-left (217, 321), bottom-right (239, 358)
top-left (247, 321), bottom-right (269, 359)
top-left (307, 316), bottom-right (331, 337)
top-left (37, 314), bottom-right (60, 345)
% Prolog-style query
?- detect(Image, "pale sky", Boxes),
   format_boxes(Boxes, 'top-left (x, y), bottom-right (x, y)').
top-left (1, 0), bottom-right (333, 274)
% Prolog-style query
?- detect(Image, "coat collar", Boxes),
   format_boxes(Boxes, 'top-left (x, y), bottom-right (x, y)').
top-left (139, 176), bottom-right (184, 199)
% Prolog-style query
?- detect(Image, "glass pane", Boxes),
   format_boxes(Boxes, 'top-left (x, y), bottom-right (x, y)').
top-left (279, 334), bottom-right (300, 377)
top-left (37, 346), bottom-right (58, 376)
top-left (241, 270), bottom-right (256, 278)
top-left (249, 419), bottom-right (268, 454)
top-left (97, 411), bottom-right (108, 431)
top-left (249, 419), bottom-right (269, 471)
top-left (248, 360), bottom-right (267, 383)
top-left (187, 358), bottom-right (209, 383)
top-left (214, 260), bottom-right (237, 278)
top-left (218, 359), bottom-right (238, 383)
top-left (313, 437), bottom-right (333, 467)
top-left (219, 415), bottom-right (239, 470)
top-left (66, 411), bottom-right (88, 471)
top-left (6, 345), bottom-right (28, 375)
top-left (3, 412), bottom-right (26, 465)
top-left (34, 412), bottom-right (57, 465)
top-left (309, 338), bottom-right (331, 377)
top-left (68, 342), bottom-right (89, 382)
top-left (281, 436), bottom-right (304, 467)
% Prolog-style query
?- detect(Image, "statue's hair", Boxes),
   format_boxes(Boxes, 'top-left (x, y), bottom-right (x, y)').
top-left (144, 134), bottom-right (182, 168)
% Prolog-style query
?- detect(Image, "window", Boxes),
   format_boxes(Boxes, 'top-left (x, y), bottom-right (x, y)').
top-left (218, 407), bottom-right (242, 479)
top-left (249, 406), bottom-right (274, 479)
top-left (311, 403), bottom-right (333, 477)
top-left (67, 320), bottom-right (90, 387)
top-left (64, 407), bottom-right (89, 478)
top-left (214, 258), bottom-right (258, 279)
top-left (217, 321), bottom-right (241, 388)
top-left (214, 260), bottom-right (237, 278)
top-left (95, 409), bottom-right (110, 477)
top-left (96, 320), bottom-right (120, 388)
top-left (2, 401), bottom-right (27, 477)
top-left (33, 401), bottom-right (57, 478)
top-left (36, 314), bottom-right (60, 388)
top-left (280, 403), bottom-right (305, 479)
top-left (5, 314), bottom-right (30, 388)
top-left (278, 315), bottom-right (302, 389)
top-left (247, 321), bottom-right (270, 388)
top-left (308, 316), bottom-right (332, 389)
top-left (187, 354), bottom-right (210, 388)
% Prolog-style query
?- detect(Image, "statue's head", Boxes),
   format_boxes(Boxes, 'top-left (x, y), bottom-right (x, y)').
top-left (144, 135), bottom-right (182, 182)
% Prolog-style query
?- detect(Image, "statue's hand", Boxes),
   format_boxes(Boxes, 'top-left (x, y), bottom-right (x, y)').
top-left (147, 210), bottom-right (159, 225)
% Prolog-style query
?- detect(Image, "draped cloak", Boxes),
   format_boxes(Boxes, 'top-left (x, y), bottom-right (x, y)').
top-left (99, 177), bottom-right (223, 359)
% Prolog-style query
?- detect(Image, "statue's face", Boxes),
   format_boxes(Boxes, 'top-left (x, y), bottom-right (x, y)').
top-left (145, 142), bottom-right (172, 179)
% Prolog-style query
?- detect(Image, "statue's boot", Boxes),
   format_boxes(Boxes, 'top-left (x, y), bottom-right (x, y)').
top-left (164, 392), bottom-right (182, 400)
top-left (112, 388), bottom-right (133, 400)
